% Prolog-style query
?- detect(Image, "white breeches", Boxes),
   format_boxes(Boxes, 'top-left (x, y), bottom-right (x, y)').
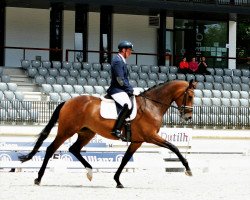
top-left (111, 92), bottom-right (132, 109)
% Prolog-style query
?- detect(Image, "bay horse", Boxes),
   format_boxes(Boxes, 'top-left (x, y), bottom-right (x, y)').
top-left (19, 80), bottom-right (196, 188)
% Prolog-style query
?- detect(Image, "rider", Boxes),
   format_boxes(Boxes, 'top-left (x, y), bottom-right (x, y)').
top-left (107, 41), bottom-right (134, 140)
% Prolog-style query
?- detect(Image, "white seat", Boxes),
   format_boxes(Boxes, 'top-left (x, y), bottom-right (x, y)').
top-left (230, 98), bottom-right (240, 107)
top-left (239, 99), bottom-right (249, 108)
top-left (221, 90), bottom-right (231, 98)
top-left (52, 84), bottom-right (63, 93)
top-left (221, 98), bottom-right (230, 115)
top-left (203, 90), bottom-right (213, 98)
top-left (239, 91), bottom-right (249, 99)
top-left (14, 92), bottom-right (24, 101)
top-left (221, 98), bottom-right (231, 107)
top-left (0, 82), bottom-right (8, 92)
top-left (210, 98), bottom-right (222, 114)
top-left (63, 85), bottom-right (74, 94)
top-left (60, 93), bottom-right (72, 101)
top-left (49, 93), bottom-right (60, 102)
top-left (3, 91), bottom-right (15, 101)
top-left (73, 85), bottom-right (84, 94)
top-left (70, 93), bottom-right (80, 98)
top-left (83, 85), bottom-right (94, 95)
top-left (94, 86), bottom-right (106, 95)
top-left (7, 83), bottom-right (17, 91)
top-left (230, 91), bottom-right (240, 99)
top-left (41, 84), bottom-right (53, 94)
top-left (211, 90), bottom-right (222, 98)
top-left (193, 97), bottom-right (202, 106)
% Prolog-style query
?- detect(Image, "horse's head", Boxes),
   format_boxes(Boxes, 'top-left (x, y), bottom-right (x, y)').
top-left (174, 80), bottom-right (196, 122)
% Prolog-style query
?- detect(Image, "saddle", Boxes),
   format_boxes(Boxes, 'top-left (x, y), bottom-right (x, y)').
top-left (100, 95), bottom-right (137, 120)
top-left (100, 95), bottom-right (137, 142)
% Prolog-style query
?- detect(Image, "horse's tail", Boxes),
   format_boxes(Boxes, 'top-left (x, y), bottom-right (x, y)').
top-left (19, 102), bottom-right (65, 162)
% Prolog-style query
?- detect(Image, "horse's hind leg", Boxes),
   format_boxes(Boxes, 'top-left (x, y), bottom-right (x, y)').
top-left (69, 129), bottom-right (96, 181)
top-left (151, 136), bottom-right (192, 176)
top-left (35, 136), bottom-right (67, 185)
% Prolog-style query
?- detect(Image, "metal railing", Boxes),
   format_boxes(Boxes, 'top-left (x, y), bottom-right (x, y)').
top-left (65, 49), bottom-right (172, 66)
top-left (1, 45), bottom-right (250, 68)
top-left (0, 101), bottom-right (249, 129)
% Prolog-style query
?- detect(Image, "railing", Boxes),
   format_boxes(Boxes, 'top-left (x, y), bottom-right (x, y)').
top-left (1, 46), bottom-right (250, 68)
top-left (65, 49), bottom-right (172, 66)
top-left (0, 46), bottom-right (62, 61)
top-left (0, 100), bottom-right (249, 129)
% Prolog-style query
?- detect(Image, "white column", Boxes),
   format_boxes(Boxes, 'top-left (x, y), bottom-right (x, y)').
top-left (228, 21), bottom-right (237, 69)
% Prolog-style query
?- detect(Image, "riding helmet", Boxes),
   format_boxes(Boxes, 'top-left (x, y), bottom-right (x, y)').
top-left (118, 41), bottom-right (133, 50)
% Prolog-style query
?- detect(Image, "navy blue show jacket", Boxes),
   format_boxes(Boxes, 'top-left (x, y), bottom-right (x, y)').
top-left (107, 54), bottom-right (134, 95)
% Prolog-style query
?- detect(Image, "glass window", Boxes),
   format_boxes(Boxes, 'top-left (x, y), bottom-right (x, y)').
top-left (175, 19), bottom-right (194, 29)
top-left (195, 20), bottom-right (228, 68)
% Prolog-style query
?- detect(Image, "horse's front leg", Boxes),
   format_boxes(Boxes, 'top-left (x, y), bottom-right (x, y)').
top-left (151, 136), bottom-right (192, 176)
top-left (114, 142), bottom-right (142, 188)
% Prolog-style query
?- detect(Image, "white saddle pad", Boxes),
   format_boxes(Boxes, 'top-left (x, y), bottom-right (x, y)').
top-left (100, 96), bottom-right (137, 120)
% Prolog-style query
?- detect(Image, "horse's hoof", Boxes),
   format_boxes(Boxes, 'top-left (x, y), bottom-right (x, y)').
top-left (86, 167), bottom-right (93, 181)
top-left (185, 170), bottom-right (193, 176)
top-left (34, 178), bottom-right (40, 185)
top-left (116, 184), bottom-right (124, 188)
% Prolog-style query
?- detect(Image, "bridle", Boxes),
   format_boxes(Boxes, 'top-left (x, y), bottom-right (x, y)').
top-left (173, 87), bottom-right (193, 117)
top-left (140, 86), bottom-right (193, 117)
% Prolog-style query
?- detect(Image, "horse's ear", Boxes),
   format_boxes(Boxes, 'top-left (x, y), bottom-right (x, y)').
top-left (188, 79), bottom-right (197, 89)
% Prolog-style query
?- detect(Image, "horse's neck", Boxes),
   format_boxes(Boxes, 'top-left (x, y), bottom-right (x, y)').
top-left (142, 83), bottom-right (176, 114)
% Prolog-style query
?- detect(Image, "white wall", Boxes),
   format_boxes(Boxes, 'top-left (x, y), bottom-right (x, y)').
top-left (5, 7), bottom-right (50, 67)
top-left (4, 8), bottom-right (158, 66)
top-left (113, 14), bottom-right (157, 65)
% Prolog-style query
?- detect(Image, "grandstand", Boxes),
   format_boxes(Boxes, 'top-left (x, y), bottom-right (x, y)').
top-left (0, 60), bottom-right (249, 129)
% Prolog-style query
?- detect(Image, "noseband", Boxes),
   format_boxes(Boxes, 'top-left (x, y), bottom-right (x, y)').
top-left (174, 87), bottom-right (193, 117)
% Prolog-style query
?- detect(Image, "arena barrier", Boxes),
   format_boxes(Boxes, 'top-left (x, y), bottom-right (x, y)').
top-left (0, 128), bottom-right (191, 172)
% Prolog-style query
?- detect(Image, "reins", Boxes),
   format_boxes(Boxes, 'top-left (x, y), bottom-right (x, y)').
top-left (139, 85), bottom-right (193, 114)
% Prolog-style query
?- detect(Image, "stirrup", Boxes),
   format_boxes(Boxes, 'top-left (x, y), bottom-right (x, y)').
top-left (111, 130), bottom-right (126, 141)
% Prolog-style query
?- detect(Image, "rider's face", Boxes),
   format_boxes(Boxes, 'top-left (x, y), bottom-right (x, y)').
top-left (123, 48), bottom-right (132, 58)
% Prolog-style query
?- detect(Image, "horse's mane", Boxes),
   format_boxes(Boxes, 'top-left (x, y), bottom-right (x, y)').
top-left (139, 80), bottom-right (189, 96)
top-left (139, 82), bottom-right (165, 95)
top-left (139, 80), bottom-right (179, 96)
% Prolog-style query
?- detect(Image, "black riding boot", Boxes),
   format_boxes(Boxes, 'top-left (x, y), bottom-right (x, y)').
top-left (111, 104), bottom-right (130, 140)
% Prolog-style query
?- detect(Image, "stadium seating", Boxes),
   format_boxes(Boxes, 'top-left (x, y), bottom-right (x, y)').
top-left (3, 59), bottom-right (249, 127)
